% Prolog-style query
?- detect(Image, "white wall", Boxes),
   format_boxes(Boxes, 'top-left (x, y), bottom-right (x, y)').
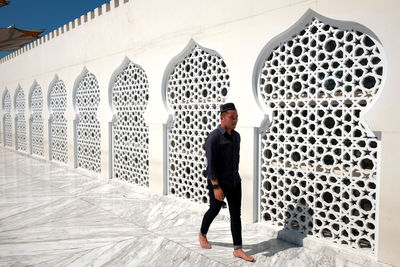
top-left (0, 0), bottom-right (399, 265)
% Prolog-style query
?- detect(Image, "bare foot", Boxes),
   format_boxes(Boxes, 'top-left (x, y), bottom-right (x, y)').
top-left (233, 249), bottom-right (254, 262)
top-left (199, 233), bottom-right (211, 249)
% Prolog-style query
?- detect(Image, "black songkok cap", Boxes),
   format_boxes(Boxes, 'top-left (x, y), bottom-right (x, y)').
top-left (220, 102), bottom-right (236, 114)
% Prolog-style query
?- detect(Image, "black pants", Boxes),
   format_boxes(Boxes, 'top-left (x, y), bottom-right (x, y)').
top-left (200, 179), bottom-right (242, 249)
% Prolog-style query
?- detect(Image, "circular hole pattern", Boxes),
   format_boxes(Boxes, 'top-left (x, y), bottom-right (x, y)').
top-left (49, 79), bottom-right (68, 163)
top-left (258, 17), bottom-right (383, 254)
top-left (2, 90), bottom-right (12, 147)
top-left (166, 44), bottom-right (230, 203)
top-left (111, 61), bottom-right (150, 187)
top-left (75, 71), bottom-right (101, 173)
top-left (30, 84), bottom-right (44, 157)
top-left (15, 87), bottom-right (27, 152)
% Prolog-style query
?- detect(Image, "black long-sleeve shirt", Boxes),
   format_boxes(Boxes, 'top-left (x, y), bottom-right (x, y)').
top-left (205, 125), bottom-right (241, 187)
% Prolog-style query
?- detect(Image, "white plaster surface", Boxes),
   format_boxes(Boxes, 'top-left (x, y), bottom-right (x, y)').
top-left (0, 0), bottom-right (400, 266)
top-left (0, 147), bottom-right (391, 266)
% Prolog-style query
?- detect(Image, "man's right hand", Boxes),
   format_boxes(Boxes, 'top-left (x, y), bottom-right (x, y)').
top-left (214, 188), bottom-right (224, 201)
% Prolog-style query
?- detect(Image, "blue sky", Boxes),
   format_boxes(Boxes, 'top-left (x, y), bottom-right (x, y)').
top-left (0, 0), bottom-right (110, 57)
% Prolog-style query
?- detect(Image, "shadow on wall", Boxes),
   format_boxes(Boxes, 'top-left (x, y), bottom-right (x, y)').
top-left (276, 200), bottom-right (312, 247)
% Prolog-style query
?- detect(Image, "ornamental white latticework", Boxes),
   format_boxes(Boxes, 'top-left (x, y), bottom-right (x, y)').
top-left (75, 71), bottom-right (101, 173)
top-left (2, 90), bottom-right (12, 147)
top-left (111, 61), bottom-right (150, 187)
top-left (15, 87), bottom-right (26, 152)
top-left (30, 84), bottom-right (44, 157)
top-left (49, 79), bottom-right (68, 163)
top-left (256, 14), bottom-right (383, 254)
top-left (165, 42), bottom-right (230, 203)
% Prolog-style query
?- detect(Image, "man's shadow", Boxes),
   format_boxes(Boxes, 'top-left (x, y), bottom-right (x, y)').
top-left (209, 238), bottom-right (297, 258)
top-left (209, 200), bottom-right (313, 259)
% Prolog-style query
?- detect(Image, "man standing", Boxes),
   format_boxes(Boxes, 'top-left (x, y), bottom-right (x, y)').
top-left (199, 103), bottom-right (254, 262)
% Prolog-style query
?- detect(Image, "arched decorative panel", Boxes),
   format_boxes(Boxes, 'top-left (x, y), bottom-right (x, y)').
top-left (30, 83), bottom-right (44, 157)
top-left (15, 87), bottom-right (26, 152)
top-left (164, 40), bottom-right (230, 203)
top-left (49, 78), bottom-right (68, 163)
top-left (2, 90), bottom-right (12, 147)
top-left (74, 71), bottom-right (101, 173)
top-left (254, 10), bottom-right (384, 254)
top-left (110, 59), bottom-right (150, 186)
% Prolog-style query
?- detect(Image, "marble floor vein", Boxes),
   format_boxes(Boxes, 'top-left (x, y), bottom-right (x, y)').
top-left (0, 147), bottom-right (390, 267)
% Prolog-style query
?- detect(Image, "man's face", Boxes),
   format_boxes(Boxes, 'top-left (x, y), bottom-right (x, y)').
top-left (221, 110), bottom-right (238, 131)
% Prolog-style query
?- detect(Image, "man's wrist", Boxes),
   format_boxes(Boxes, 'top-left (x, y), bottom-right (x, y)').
top-left (212, 184), bottom-right (220, 189)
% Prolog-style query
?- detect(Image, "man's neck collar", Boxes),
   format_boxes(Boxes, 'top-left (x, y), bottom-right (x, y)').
top-left (219, 124), bottom-right (233, 135)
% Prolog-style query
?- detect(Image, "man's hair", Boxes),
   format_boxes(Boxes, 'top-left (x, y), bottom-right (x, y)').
top-left (219, 103), bottom-right (236, 114)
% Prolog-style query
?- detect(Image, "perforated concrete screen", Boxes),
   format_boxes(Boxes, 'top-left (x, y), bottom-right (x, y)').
top-left (15, 87), bottom-right (26, 152)
top-left (2, 90), bottom-right (11, 147)
top-left (75, 72), bottom-right (101, 173)
top-left (165, 42), bottom-right (230, 203)
top-left (30, 84), bottom-right (44, 157)
top-left (49, 79), bottom-right (68, 163)
top-left (256, 15), bottom-right (383, 254)
top-left (111, 61), bottom-right (149, 186)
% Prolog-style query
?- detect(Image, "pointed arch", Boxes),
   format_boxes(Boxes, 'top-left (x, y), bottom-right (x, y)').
top-left (28, 80), bottom-right (44, 156)
top-left (47, 74), bottom-right (59, 113)
top-left (108, 56), bottom-right (131, 115)
top-left (2, 88), bottom-right (12, 146)
top-left (14, 85), bottom-right (26, 152)
top-left (253, 9), bottom-right (385, 254)
top-left (162, 39), bottom-right (230, 203)
top-left (1, 88), bottom-right (10, 110)
top-left (73, 67), bottom-right (101, 173)
top-left (108, 57), bottom-right (150, 186)
top-left (48, 74), bottom-right (68, 163)
top-left (72, 67), bottom-right (89, 114)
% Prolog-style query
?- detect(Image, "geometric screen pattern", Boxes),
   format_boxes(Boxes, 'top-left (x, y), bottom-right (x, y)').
top-left (49, 79), bottom-right (68, 163)
top-left (15, 87), bottom-right (26, 152)
top-left (257, 17), bottom-right (383, 254)
top-left (3, 90), bottom-right (12, 147)
top-left (75, 72), bottom-right (101, 173)
top-left (111, 61), bottom-right (150, 187)
top-left (166, 44), bottom-right (230, 203)
top-left (30, 84), bottom-right (44, 157)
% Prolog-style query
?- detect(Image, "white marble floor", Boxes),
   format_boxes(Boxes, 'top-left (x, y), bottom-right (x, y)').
top-left (0, 147), bottom-right (390, 267)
